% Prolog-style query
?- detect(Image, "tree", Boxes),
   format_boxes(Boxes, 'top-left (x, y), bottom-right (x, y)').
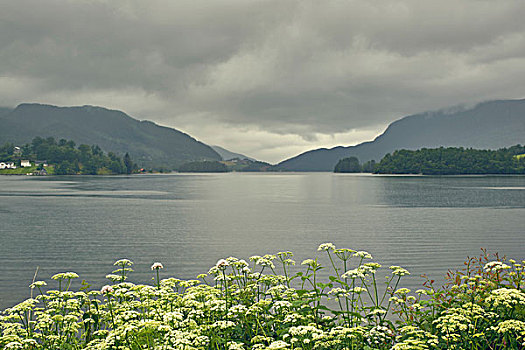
top-left (24, 136), bottom-right (133, 175)
top-left (374, 145), bottom-right (525, 175)
top-left (334, 157), bottom-right (362, 173)
top-left (362, 160), bottom-right (376, 173)
top-left (124, 153), bottom-right (134, 174)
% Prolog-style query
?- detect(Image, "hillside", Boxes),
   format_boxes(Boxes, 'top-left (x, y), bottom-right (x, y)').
top-left (0, 107), bottom-right (12, 118)
top-left (0, 103), bottom-right (221, 169)
top-left (274, 99), bottom-right (525, 171)
top-left (211, 145), bottom-right (256, 161)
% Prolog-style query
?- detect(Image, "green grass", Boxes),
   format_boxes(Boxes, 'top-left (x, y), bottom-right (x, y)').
top-left (0, 165), bottom-right (37, 175)
top-left (0, 165), bottom-right (55, 175)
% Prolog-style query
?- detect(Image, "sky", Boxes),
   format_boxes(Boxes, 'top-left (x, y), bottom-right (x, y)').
top-left (1, 1), bottom-right (525, 163)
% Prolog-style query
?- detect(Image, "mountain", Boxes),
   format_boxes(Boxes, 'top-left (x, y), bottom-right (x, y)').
top-left (0, 107), bottom-right (12, 118)
top-left (0, 103), bottom-right (221, 169)
top-left (211, 145), bottom-right (256, 161)
top-left (274, 99), bottom-right (525, 171)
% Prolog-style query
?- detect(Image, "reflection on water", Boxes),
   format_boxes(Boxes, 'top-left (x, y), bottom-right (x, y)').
top-left (0, 173), bottom-right (523, 308)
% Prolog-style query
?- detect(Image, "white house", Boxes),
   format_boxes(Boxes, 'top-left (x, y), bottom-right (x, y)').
top-left (20, 160), bottom-right (32, 167)
top-left (0, 162), bottom-right (16, 169)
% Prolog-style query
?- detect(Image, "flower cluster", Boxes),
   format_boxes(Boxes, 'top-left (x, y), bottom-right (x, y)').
top-left (392, 250), bottom-right (525, 349)
top-left (1, 245), bottom-right (523, 350)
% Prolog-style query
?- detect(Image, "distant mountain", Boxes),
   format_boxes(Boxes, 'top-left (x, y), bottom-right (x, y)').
top-left (0, 103), bottom-right (221, 169)
top-left (211, 145), bottom-right (256, 161)
top-left (274, 99), bottom-right (525, 171)
top-left (0, 107), bottom-right (12, 118)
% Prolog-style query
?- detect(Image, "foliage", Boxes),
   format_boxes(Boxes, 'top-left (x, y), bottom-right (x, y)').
top-left (4, 137), bottom-right (135, 175)
top-left (0, 165), bottom-right (56, 175)
top-left (123, 153), bottom-right (135, 175)
top-left (333, 158), bottom-right (376, 173)
top-left (178, 160), bottom-right (229, 173)
top-left (1, 246), bottom-right (524, 349)
top-left (361, 160), bottom-right (377, 173)
top-left (375, 145), bottom-right (525, 175)
top-left (390, 249), bottom-right (525, 349)
top-left (0, 142), bottom-right (15, 161)
top-left (231, 159), bottom-right (272, 172)
top-left (334, 157), bottom-right (362, 173)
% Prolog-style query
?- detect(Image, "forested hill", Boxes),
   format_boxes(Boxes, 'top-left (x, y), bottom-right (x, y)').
top-left (0, 103), bottom-right (221, 169)
top-left (374, 145), bottom-right (525, 175)
top-left (274, 99), bottom-right (525, 171)
top-left (1, 137), bottom-right (135, 175)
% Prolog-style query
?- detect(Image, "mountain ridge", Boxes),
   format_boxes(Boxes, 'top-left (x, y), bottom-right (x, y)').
top-left (211, 145), bottom-right (256, 161)
top-left (274, 99), bottom-right (525, 171)
top-left (0, 103), bottom-right (221, 169)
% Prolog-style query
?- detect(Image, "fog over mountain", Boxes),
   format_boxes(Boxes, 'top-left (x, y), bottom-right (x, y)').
top-left (1, 1), bottom-right (525, 162)
top-left (275, 99), bottom-right (525, 171)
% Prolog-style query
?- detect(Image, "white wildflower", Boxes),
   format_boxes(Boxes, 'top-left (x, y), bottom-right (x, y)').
top-left (353, 251), bottom-right (373, 259)
top-left (484, 261), bottom-right (511, 273)
top-left (215, 259), bottom-right (229, 269)
top-left (151, 262), bottom-right (164, 270)
top-left (318, 242), bottom-right (336, 251)
top-left (101, 285), bottom-right (114, 294)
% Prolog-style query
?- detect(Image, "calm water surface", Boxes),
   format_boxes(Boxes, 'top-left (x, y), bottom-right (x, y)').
top-left (0, 173), bottom-right (524, 308)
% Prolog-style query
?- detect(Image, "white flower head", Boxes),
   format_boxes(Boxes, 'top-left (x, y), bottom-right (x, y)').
top-left (151, 262), bottom-right (164, 270)
top-left (101, 285), bottom-right (114, 294)
top-left (318, 243), bottom-right (336, 251)
top-left (114, 259), bottom-right (133, 267)
top-left (390, 265), bottom-right (410, 276)
top-left (342, 268), bottom-right (365, 279)
top-left (353, 251), bottom-right (373, 259)
top-left (484, 261), bottom-right (511, 273)
top-left (29, 281), bottom-right (47, 289)
top-left (216, 259), bottom-right (229, 269)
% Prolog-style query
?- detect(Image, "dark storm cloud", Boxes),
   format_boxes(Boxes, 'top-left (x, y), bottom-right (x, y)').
top-left (1, 0), bottom-right (525, 162)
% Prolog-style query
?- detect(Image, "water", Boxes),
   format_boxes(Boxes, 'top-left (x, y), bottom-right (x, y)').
top-left (0, 173), bottom-right (524, 309)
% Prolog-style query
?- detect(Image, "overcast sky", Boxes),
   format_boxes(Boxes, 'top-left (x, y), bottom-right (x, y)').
top-left (1, 1), bottom-right (524, 162)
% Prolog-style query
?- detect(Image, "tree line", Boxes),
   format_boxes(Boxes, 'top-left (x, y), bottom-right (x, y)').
top-left (334, 157), bottom-right (376, 173)
top-left (178, 160), bottom-right (229, 172)
top-left (334, 145), bottom-right (525, 175)
top-left (1, 137), bottom-right (136, 175)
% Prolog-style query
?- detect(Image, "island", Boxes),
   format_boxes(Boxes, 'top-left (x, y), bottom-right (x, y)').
top-left (334, 145), bottom-right (525, 175)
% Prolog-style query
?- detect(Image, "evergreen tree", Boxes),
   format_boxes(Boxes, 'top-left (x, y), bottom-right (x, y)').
top-left (334, 157), bottom-right (362, 173)
top-left (124, 153), bottom-right (134, 174)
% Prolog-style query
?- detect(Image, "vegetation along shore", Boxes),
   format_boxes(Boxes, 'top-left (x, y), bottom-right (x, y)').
top-left (1, 244), bottom-right (523, 349)
top-left (0, 137), bottom-right (136, 176)
top-left (334, 145), bottom-right (525, 175)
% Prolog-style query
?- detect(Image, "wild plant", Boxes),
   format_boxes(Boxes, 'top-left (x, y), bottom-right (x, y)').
top-left (1, 245), bottom-right (523, 350)
top-left (391, 249), bottom-right (525, 349)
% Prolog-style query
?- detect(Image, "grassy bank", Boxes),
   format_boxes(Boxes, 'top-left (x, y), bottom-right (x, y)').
top-left (0, 166), bottom-right (55, 175)
top-left (1, 245), bottom-right (524, 349)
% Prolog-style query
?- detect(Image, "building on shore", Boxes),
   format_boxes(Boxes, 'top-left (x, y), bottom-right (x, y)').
top-left (0, 162), bottom-right (16, 169)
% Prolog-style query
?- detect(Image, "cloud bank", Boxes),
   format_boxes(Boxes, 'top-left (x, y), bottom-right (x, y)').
top-left (1, 0), bottom-right (524, 162)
